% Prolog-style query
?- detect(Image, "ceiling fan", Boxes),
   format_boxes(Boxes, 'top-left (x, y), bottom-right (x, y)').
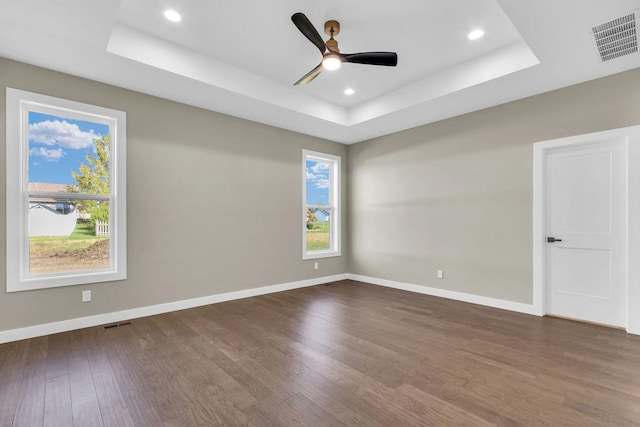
top-left (291, 12), bottom-right (398, 85)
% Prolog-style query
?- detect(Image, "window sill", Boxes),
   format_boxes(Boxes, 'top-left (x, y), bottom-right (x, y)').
top-left (303, 250), bottom-right (342, 260)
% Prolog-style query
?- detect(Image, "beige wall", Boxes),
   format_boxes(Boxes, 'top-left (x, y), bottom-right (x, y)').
top-left (0, 58), bottom-right (348, 332)
top-left (348, 68), bottom-right (640, 304)
top-left (2, 56), bottom-right (639, 333)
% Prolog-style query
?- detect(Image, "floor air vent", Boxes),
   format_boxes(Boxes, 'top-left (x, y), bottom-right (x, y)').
top-left (592, 11), bottom-right (638, 62)
top-left (104, 321), bottom-right (132, 329)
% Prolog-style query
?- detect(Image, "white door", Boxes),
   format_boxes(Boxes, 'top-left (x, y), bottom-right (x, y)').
top-left (545, 139), bottom-right (627, 327)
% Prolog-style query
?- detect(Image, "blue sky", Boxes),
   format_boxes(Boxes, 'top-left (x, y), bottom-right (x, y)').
top-left (306, 160), bottom-right (330, 205)
top-left (28, 111), bottom-right (109, 185)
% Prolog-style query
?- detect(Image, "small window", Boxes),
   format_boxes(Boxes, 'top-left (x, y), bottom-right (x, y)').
top-left (6, 88), bottom-right (126, 292)
top-left (55, 203), bottom-right (74, 215)
top-left (303, 150), bottom-right (341, 259)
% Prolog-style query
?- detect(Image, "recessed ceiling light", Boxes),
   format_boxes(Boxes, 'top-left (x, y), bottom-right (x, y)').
top-left (468, 29), bottom-right (485, 40)
top-left (344, 88), bottom-right (355, 95)
top-left (164, 9), bottom-right (182, 22)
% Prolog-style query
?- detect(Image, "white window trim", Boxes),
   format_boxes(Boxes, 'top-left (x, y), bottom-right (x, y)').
top-left (6, 88), bottom-right (127, 292)
top-left (302, 149), bottom-right (341, 260)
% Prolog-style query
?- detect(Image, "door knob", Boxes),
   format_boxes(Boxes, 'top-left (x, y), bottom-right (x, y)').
top-left (547, 237), bottom-right (562, 243)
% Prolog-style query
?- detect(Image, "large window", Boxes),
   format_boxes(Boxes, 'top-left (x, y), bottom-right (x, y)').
top-left (303, 150), bottom-right (340, 259)
top-left (6, 88), bottom-right (126, 292)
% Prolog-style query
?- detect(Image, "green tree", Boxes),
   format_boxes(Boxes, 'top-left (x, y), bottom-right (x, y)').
top-left (71, 135), bottom-right (110, 195)
top-left (67, 135), bottom-right (110, 225)
top-left (306, 208), bottom-right (318, 230)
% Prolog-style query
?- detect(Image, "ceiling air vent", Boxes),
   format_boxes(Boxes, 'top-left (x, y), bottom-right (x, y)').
top-left (592, 11), bottom-right (638, 62)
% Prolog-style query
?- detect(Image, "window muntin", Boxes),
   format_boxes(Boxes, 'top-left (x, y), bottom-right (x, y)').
top-left (6, 88), bottom-right (126, 291)
top-left (303, 150), bottom-right (340, 259)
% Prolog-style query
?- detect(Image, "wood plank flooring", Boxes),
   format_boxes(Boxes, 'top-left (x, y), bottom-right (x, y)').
top-left (1, 279), bottom-right (640, 426)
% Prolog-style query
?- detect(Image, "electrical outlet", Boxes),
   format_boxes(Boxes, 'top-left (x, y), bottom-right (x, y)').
top-left (437, 270), bottom-right (444, 279)
top-left (82, 290), bottom-right (91, 302)
top-left (314, 262), bottom-right (319, 270)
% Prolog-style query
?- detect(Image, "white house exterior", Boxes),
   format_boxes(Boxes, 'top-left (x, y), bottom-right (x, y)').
top-left (314, 208), bottom-right (330, 223)
top-left (28, 183), bottom-right (78, 237)
top-left (29, 203), bottom-right (77, 236)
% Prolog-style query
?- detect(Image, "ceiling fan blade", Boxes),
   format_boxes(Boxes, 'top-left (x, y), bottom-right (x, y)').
top-left (294, 63), bottom-right (324, 85)
top-left (291, 13), bottom-right (327, 55)
top-left (341, 52), bottom-right (398, 66)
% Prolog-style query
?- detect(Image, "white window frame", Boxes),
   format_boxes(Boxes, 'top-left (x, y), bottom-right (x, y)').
top-left (302, 149), bottom-right (341, 260)
top-left (6, 88), bottom-right (127, 292)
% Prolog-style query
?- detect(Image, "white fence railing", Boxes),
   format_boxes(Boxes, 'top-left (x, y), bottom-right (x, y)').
top-left (95, 220), bottom-right (109, 237)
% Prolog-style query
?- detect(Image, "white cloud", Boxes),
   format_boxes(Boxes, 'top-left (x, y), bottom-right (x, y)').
top-left (307, 162), bottom-right (330, 189)
top-left (29, 120), bottom-right (98, 149)
top-left (29, 147), bottom-right (65, 162)
top-left (310, 162), bottom-right (329, 175)
top-left (314, 178), bottom-right (329, 189)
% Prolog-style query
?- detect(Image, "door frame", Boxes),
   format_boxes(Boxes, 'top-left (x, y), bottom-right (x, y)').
top-left (532, 125), bottom-right (640, 334)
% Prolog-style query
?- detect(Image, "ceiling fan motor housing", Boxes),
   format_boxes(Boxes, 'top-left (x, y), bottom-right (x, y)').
top-left (324, 20), bottom-right (340, 52)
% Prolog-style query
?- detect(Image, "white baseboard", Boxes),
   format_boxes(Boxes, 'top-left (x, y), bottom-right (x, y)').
top-left (0, 274), bottom-right (349, 344)
top-left (0, 273), bottom-right (540, 344)
top-left (347, 274), bottom-right (539, 316)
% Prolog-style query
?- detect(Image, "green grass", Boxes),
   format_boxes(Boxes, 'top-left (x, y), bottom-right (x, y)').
top-left (30, 221), bottom-right (107, 255)
top-left (306, 221), bottom-right (330, 251)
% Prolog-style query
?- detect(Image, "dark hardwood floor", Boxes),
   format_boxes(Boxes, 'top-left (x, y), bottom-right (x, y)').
top-left (1, 279), bottom-right (640, 426)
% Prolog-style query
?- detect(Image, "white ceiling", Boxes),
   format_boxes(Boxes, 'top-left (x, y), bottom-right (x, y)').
top-left (1, 0), bottom-right (639, 144)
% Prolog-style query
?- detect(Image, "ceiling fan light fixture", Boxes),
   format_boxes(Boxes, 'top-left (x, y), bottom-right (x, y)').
top-left (322, 54), bottom-right (341, 70)
top-left (291, 13), bottom-right (397, 85)
top-left (164, 9), bottom-right (182, 22)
